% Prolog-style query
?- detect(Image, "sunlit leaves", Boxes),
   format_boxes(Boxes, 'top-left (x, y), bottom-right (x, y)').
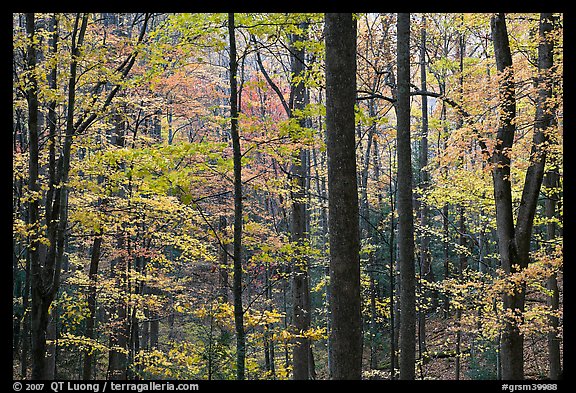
top-left (432, 242), bottom-right (563, 343)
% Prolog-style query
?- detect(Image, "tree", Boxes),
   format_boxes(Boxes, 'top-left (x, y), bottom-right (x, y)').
top-left (228, 12), bottom-right (246, 381)
top-left (396, 12), bottom-right (416, 381)
top-left (490, 12), bottom-right (558, 380)
top-left (17, 12), bottom-right (151, 380)
top-left (288, 21), bottom-right (314, 380)
top-left (416, 13), bottom-right (433, 360)
top-left (324, 13), bottom-right (362, 380)
top-left (24, 13), bottom-right (44, 379)
top-left (534, 13), bottom-right (561, 380)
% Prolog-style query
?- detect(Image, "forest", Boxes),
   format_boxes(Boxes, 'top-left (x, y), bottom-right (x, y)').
top-left (12, 13), bottom-right (563, 382)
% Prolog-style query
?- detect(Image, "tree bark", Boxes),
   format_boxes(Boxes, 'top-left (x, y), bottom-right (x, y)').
top-left (545, 164), bottom-right (561, 380)
top-left (417, 14), bottom-right (432, 358)
top-left (490, 12), bottom-right (523, 380)
top-left (491, 12), bottom-right (557, 380)
top-left (325, 13), bottom-right (362, 380)
top-left (218, 215), bottom-right (230, 304)
top-left (83, 232), bottom-right (102, 380)
top-left (536, 12), bottom-right (561, 380)
top-left (289, 21), bottom-right (313, 380)
top-left (106, 111), bottom-right (130, 381)
top-left (228, 13), bottom-right (246, 381)
top-left (396, 12), bottom-right (416, 381)
top-left (25, 12), bottom-right (52, 380)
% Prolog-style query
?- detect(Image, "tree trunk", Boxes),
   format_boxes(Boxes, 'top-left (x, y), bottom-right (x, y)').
top-left (396, 12), bottom-right (416, 381)
top-left (384, 140), bottom-right (398, 379)
top-left (228, 13), bottom-right (246, 381)
top-left (491, 12), bottom-right (557, 380)
top-left (290, 21), bottom-right (313, 381)
top-left (490, 12), bottom-right (523, 380)
top-left (25, 12), bottom-right (52, 380)
top-left (417, 14), bottom-right (432, 358)
top-left (218, 215), bottom-right (230, 304)
top-left (536, 12), bottom-right (561, 381)
top-left (360, 101), bottom-right (378, 370)
top-left (107, 233), bottom-right (129, 380)
top-left (324, 13), bottom-right (362, 380)
top-left (545, 167), bottom-right (561, 380)
top-left (83, 232), bottom-right (102, 379)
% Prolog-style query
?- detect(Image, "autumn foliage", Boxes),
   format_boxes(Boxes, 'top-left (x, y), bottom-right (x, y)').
top-left (12, 13), bottom-right (562, 381)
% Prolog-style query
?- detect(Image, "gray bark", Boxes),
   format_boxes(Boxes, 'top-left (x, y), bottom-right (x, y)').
top-left (290, 21), bottom-right (313, 381)
top-left (491, 12), bottom-right (557, 380)
top-left (396, 12), bottom-right (416, 381)
top-left (325, 13), bottom-right (362, 380)
top-left (537, 13), bottom-right (561, 381)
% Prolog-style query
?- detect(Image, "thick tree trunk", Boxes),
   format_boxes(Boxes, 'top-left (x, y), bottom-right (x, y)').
top-left (25, 12), bottom-right (44, 380)
top-left (491, 12), bottom-right (523, 380)
top-left (324, 13), bottom-right (362, 380)
top-left (491, 12), bottom-right (556, 380)
top-left (26, 12), bottom-right (65, 380)
top-left (396, 12), bottom-right (416, 381)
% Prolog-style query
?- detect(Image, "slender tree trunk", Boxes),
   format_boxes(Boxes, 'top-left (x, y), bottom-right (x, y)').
top-left (107, 232), bottom-right (129, 380)
top-left (228, 13), bottom-right (246, 381)
top-left (289, 21), bottom-right (313, 381)
top-left (105, 111), bottom-right (128, 379)
top-left (417, 14), bottom-right (432, 358)
top-left (545, 165), bottom-right (561, 381)
top-left (83, 231), bottom-right (102, 379)
top-left (370, 122), bottom-right (386, 372)
top-left (442, 204), bottom-right (450, 319)
top-left (383, 140), bottom-right (398, 379)
top-left (360, 101), bottom-right (378, 370)
top-left (455, 307), bottom-right (462, 380)
top-left (545, 165), bottom-right (561, 380)
top-left (325, 13), bottom-right (362, 380)
top-left (218, 215), bottom-right (230, 304)
top-left (45, 13), bottom-right (58, 228)
top-left (536, 12), bottom-right (561, 380)
top-left (264, 262), bottom-right (276, 378)
top-left (396, 12), bottom-right (416, 381)
top-left (455, 207), bottom-right (467, 380)
top-left (439, 97), bottom-right (451, 320)
top-left (20, 251), bottom-right (31, 379)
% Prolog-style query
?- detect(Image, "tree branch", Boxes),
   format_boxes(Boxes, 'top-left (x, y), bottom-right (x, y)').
top-left (251, 35), bottom-right (291, 118)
